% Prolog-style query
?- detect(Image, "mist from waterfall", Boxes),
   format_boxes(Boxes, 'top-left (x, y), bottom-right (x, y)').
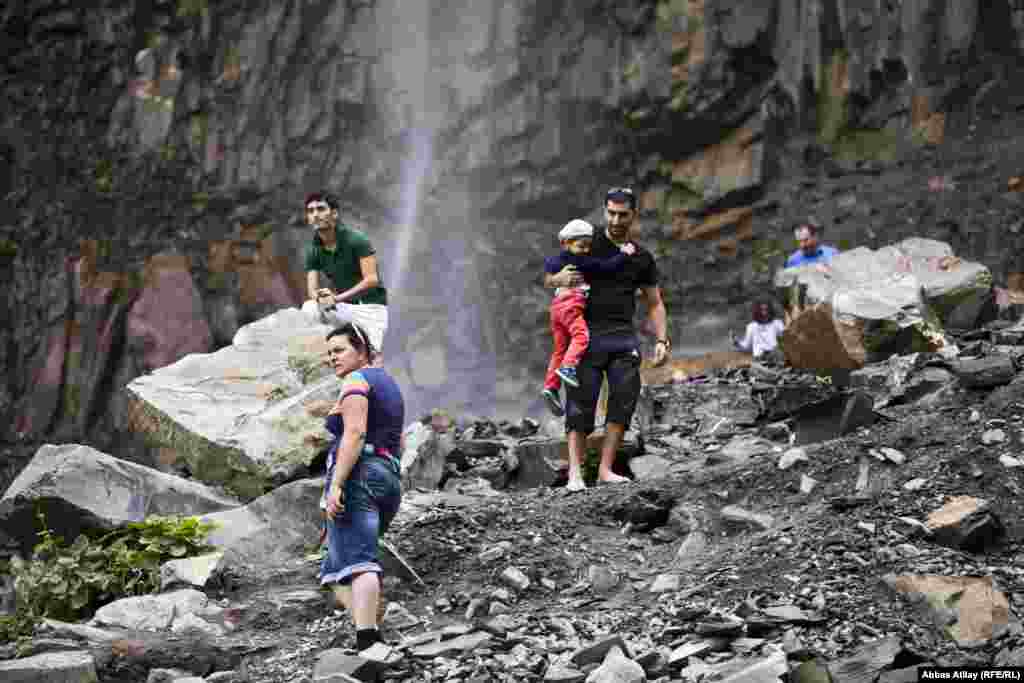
top-left (376, 2), bottom-right (498, 422)
top-left (384, 129), bottom-right (433, 296)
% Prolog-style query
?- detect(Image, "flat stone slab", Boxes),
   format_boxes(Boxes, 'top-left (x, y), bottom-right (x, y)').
top-left (91, 589), bottom-right (210, 632)
top-left (410, 631), bottom-right (492, 658)
top-left (925, 496), bottom-right (1004, 551)
top-left (0, 650), bottom-right (98, 682)
top-left (126, 308), bottom-right (340, 499)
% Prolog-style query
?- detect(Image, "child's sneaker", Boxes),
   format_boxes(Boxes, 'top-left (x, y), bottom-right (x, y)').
top-left (556, 366), bottom-right (580, 388)
top-left (541, 388), bottom-right (564, 417)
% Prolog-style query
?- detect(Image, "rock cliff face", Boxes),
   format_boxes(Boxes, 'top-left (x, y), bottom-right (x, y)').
top-left (2, 0), bottom-right (1024, 477)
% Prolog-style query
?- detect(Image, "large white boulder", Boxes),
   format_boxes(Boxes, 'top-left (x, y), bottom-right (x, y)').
top-left (0, 650), bottom-right (98, 683)
top-left (775, 239), bottom-right (975, 369)
top-left (126, 308), bottom-right (340, 499)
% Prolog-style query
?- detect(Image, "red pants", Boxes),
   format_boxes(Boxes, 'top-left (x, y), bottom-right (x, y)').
top-left (544, 290), bottom-right (590, 391)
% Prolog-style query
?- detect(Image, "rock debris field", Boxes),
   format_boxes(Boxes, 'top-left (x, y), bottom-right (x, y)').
top-left (2, 315), bottom-right (1024, 682)
top-left (5, 111), bottom-right (1024, 683)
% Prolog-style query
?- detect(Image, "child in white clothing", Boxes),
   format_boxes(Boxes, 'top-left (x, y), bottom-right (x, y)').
top-left (732, 301), bottom-right (785, 358)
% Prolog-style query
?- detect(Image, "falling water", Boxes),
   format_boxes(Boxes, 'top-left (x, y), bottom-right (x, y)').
top-left (373, 1), bottom-right (499, 420)
top-left (385, 129), bottom-right (433, 296)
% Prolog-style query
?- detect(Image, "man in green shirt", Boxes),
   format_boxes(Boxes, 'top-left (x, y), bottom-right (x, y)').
top-left (301, 192), bottom-right (389, 355)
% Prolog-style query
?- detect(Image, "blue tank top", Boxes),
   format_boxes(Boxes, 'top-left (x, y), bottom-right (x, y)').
top-left (324, 367), bottom-right (405, 460)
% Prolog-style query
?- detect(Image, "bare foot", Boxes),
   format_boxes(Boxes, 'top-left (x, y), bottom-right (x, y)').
top-left (598, 471), bottom-right (630, 484)
top-left (566, 477), bottom-right (587, 492)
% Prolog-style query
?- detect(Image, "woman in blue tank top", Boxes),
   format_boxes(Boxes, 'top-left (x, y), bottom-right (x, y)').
top-left (320, 322), bottom-right (404, 651)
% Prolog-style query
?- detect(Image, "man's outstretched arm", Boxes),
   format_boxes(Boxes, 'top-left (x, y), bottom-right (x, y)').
top-left (640, 285), bottom-right (669, 366)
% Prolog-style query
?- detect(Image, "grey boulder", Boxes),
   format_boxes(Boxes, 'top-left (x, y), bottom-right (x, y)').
top-left (201, 478), bottom-right (323, 568)
top-left (0, 444), bottom-right (238, 553)
top-left (0, 650), bottom-right (98, 682)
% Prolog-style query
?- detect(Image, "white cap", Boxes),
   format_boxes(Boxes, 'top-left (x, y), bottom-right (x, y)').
top-left (558, 219), bottom-right (594, 241)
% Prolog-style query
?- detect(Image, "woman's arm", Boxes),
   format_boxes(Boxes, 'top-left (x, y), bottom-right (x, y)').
top-left (326, 394), bottom-right (369, 519)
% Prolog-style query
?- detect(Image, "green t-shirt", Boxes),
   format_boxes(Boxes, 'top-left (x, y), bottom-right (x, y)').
top-left (304, 224), bottom-right (388, 305)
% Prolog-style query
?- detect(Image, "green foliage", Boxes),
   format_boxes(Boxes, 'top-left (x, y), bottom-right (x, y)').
top-left (252, 223), bottom-right (275, 241)
top-left (94, 159), bottom-right (114, 193)
top-left (265, 385), bottom-right (289, 403)
top-left (159, 142), bottom-right (178, 161)
top-left (816, 51), bottom-right (902, 163)
top-left (816, 51), bottom-right (849, 145)
top-left (622, 61), bottom-right (642, 83)
top-left (113, 270), bottom-right (145, 307)
top-left (177, 0), bottom-right (209, 18)
top-left (288, 354), bottom-right (326, 385)
top-left (192, 191), bottom-right (211, 211)
top-left (582, 448), bottom-right (601, 484)
top-left (223, 45), bottom-right (242, 74)
top-left (656, 0), bottom-right (691, 31)
top-left (659, 183), bottom-right (703, 224)
top-left (0, 565), bottom-right (38, 646)
top-left (144, 95), bottom-right (176, 114)
top-left (206, 271), bottom-right (229, 291)
top-left (910, 124), bottom-right (932, 148)
top-left (623, 109), bottom-right (651, 129)
top-left (97, 239), bottom-right (113, 262)
top-left (63, 383), bottom-right (81, 418)
top-left (0, 238), bottom-right (19, 260)
top-left (190, 113), bottom-right (209, 149)
top-left (8, 513), bottom-right (216, 624)
top-left (0, 611), bottom-right (37, 648)
top-left (751, 238), bottom-right (785, 274)
top-left (832, 128), bottom-right (899, 163)
top-left (668, 91), bottom-right (690, 112)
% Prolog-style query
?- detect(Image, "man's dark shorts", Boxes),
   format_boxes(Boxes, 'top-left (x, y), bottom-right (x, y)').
top-left (564, 332), bottom-right (642, 434)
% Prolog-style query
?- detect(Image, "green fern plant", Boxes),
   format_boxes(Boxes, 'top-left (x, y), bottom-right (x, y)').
top-left (6, 513), bottom-right (216, 629)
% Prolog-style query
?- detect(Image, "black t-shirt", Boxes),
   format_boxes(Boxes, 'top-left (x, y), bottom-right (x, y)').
top-left (585, 228), bottom-right (659, 336)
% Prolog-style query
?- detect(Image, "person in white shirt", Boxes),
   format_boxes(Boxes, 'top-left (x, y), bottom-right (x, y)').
top-left (732, 301), bottom-right (785, 359)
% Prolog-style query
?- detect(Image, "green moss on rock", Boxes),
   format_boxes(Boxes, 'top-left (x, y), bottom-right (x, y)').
top-left (662, 183), bottom-right (703, 221)
top-left (266, 413), bottom-right (329, 470)
top-left (63, 383), bottom-right (81, 419)
top-left (0, 238), bottom-right (18, 261)
top-left (816, 50), bottom-right (849, 145)
top-left (656, 0), bottom-right (691, 31)
top-left (132, 398), bottom-right (270, 500)
top-left (287, 354), bottom-right (329, 385)
top-left (833, 128), bottom-right (900, 163)
top-left (926, 271), bottom-right (993, 326)
top-left (751, 238), bottom-right (785, 274)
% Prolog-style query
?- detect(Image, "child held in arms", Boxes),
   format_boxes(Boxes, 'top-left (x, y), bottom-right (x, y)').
top-left (541, 219), bottom-right (634, 416)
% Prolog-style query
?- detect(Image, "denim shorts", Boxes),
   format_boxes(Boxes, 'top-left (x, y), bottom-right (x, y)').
top-left (320, 454), bottom-right (402, 585)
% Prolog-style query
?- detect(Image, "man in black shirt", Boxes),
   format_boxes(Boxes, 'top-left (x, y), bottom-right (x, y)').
top-left (544, 187), bottom-right (670, 490)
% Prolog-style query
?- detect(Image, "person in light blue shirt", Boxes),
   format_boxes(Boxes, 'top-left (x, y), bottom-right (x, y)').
top-left (785, 222), bottom-right (839, 268)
